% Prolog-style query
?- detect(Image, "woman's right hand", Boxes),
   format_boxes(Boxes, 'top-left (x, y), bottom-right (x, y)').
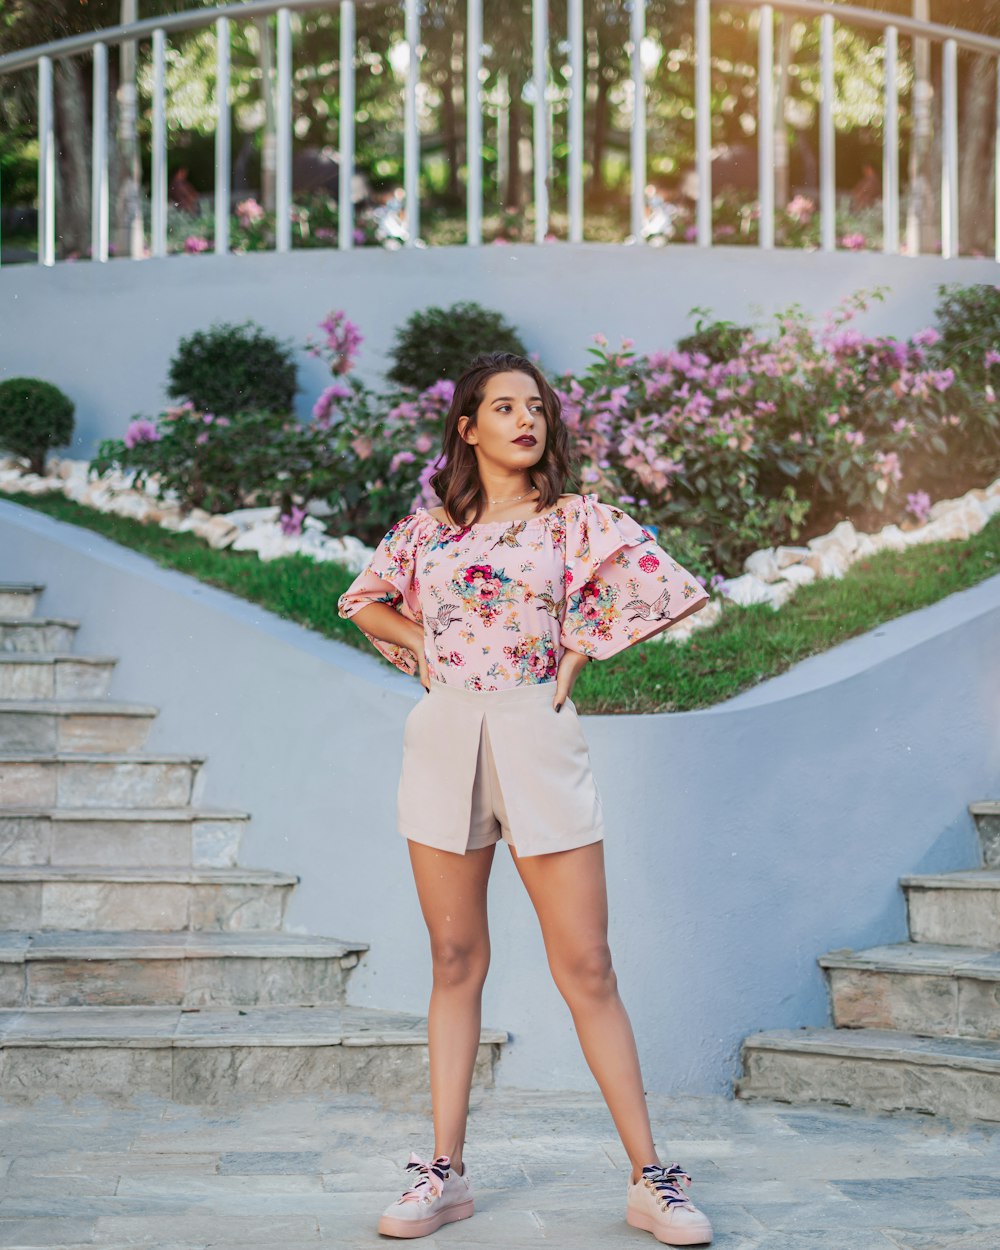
top-left (410, 628), bottom-right (430, 692)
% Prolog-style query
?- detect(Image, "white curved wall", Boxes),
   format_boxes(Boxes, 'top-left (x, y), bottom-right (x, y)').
top-left (1, 245), bottom-right (996, 458)
top-left (3, 496), bottom-right (998, 1095)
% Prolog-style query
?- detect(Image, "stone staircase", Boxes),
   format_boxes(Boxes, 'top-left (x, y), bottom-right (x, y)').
top-left (0, 581), bottom-right (505, 1101)
top-left (737, 802), bottom-right (1000, 1121)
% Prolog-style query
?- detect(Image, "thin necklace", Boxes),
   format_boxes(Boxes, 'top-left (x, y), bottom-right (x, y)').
top-left (488, 486), bottom-right (538, 504)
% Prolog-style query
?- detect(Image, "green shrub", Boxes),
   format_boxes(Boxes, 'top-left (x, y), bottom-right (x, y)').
top-left (676, 310), bottom-right (755, 363)
top-left (386, 300), bottom-right (529, 391)
top-left (0, 377), bottom-right (74, 474)
top-left (167, 320), bottom-right (298, 417)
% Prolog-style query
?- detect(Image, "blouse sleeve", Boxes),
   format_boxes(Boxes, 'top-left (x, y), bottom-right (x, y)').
top-left (336, 512), bottom-right (428, 677)
top-left (559, 493), bottom-right (710, 660)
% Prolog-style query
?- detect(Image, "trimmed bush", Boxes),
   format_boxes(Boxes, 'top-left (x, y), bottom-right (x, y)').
top-left (0, 377), bottom-right (74, 474)
top-left (386, 300), bottom-right (529, 392)
top-left (167, 320), bottom-right (298, 417)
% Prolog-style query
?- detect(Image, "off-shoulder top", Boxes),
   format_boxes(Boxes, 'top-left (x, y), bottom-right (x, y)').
top-left (336, 492), bottom-right (709, 691)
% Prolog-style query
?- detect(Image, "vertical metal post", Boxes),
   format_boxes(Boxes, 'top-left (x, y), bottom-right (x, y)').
top-left (339, 0), bottom-right (356, 249)
top-left (996, 58), bottom-right (1000, 264)
top-left (941, 37), bottom-right (958, 259)
top-left (819, 12), bottom-right (836, 252)
top-left (695, 0), bottom-right (711, 246)
top-left (757, 4), bottom-right (774, 249)
top-left (92, 42), bottom-right (110, 263)
top-left (276, 7), bottom-right (293, 252)
top-left (568, 0), bottom-right (584, 243)
top-left (630, 0), bottom-right (646, 241)
top-left (215, 17), bottom-right (231, 255)
top-left (532, 0), bottom-right (548, 243)
top-left (466, 0), bottom-right (482, 245)
top-left (404, 0), bottom-right (420, 246)
top-left (151, 28), bottom-right (168, 258)
top-left (38, 56), bottom-right (55, 267)
top-left (882, 25), bottom-right (898, 255)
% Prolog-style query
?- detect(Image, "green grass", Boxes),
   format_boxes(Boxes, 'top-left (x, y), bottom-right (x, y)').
top-left (7, 490), bottom-right (999, 714)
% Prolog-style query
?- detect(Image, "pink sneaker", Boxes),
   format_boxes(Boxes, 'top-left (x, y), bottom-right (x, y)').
top-left (626, 1162), bottom-right (714, 1246)
top-left (377, 1152), bottom-right (474, 1239)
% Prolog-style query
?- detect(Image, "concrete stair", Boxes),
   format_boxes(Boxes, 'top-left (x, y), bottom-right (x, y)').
top-left (0, 582), bottom-right (506, 1100)
top-left (737, 802), bottom-right (1000, 1121)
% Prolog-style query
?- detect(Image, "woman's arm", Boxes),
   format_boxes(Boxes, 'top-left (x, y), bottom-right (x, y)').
top-left (349, 603), bottom-right (429, 689)
top-left (349, 602), bottom-right (423, 656)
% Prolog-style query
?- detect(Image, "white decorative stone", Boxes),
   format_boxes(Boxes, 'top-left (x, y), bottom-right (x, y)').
top-left (774, 545), bottom-right (811, 568)
top-left (808, 519), bottom-right (859, 556)
top-left (719, 574), bottom-right (774, 607)
top-left (742, 548), bottom-right (780, 582)
top-left (804, 544), bottom-right (852, 580)
top-left (777, 563), bottom-right (816, 587)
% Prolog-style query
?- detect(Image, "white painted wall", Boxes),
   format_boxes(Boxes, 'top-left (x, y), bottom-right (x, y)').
top-left (1, 245), bottom-right (996, 458)
top-left (3, 497), bottom-right (998, 1096)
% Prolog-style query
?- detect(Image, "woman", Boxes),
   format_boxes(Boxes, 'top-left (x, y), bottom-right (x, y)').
top-left (337, 352), bottom-right (713, 1246)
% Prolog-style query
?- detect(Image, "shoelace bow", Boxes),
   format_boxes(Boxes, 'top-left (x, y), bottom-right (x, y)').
top-left (644, 1163), bottom-right (696, 1211)
top-left (399, 1152), bottom-right (451, 1204)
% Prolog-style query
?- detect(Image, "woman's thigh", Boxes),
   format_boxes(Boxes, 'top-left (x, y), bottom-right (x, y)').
top-left (407, 839), bottom-right (495, 957)
top-left (509, 840), bottom-right (610, 963)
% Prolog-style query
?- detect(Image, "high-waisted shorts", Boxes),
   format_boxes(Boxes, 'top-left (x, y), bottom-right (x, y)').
top-left (397, 678), bottom-right (606, 858)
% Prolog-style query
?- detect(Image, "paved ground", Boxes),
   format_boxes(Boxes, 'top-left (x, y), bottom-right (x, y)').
top-left (1, 1085), bottom-right (997, 1249)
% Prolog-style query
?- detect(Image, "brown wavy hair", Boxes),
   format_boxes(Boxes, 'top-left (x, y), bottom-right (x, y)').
top-left (428, 351), bottom-right (578, 528)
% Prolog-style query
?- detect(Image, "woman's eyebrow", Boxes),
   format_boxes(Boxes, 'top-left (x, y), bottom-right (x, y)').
top-left (491, 395), bottom-right (543, 404)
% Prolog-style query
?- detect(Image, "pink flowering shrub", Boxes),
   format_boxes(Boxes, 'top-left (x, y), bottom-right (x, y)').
top-left (91, 285), bottom-right (1000, 568)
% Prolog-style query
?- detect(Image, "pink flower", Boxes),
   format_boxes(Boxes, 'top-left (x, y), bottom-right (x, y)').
top-left (414, 433), bottom-right (434, 454)
top-left (389, 450), bottom-right (416, 473)
top-left (351, 435), bottom-right (373, 460)
top-left (318, 310), bottom-right (363, 374)
top-left (184, 235), bottom-right (210, 254)
top-left (312, 382), bottom-right (352, 425)
top-left (906, 490), bottom-right (932, 522)
top-left (787, 195), bottom-right (814, 223)
top-left (279, 505), bottom-right (307, 536)
top-left (638, 553), bottom-right (660, 573)
top-left (984, 349), bottom-right (1000, 368)
top-left (123, 418), bottom-right (161, 449)
top-left (913, 327), bottom-right (940, 348)
top-left (844, 429), bottom-right (865, 447)
top-left (840, 232), bottom-right (867, 251)
top-left (236, 198), bottom-right (265, 227)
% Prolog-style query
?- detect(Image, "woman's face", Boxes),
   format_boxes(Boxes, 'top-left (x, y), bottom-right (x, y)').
top-left (459, 370), bottom-right (546, 472)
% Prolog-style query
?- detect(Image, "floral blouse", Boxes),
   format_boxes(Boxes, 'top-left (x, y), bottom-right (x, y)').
top-left (336, 493), bottom-right (709, 691)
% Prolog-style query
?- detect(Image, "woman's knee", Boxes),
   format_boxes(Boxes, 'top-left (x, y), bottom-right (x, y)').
top-left (551, 942), bottom-right (617, 1002)
top-left (430, 936), bottom-right (490, 990)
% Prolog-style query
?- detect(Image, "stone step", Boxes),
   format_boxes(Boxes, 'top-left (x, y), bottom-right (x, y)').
top-left (0, 652), bottom-right (116, 699)
top-left (0, 583), bottom-right (44, 620)
top-left (0, 699), bottom-right (159, 753)
top-left (971, 801), bottom-right (1000, 868)
top-left (736, 1025), bottom-right (1000, 1122)
top-left (821, 940), bottom-right (1000, 1040)
top-left (0, 865), bottom-right (297, 932)
top-left (0, 616), bottom-right (79, 653)
top-left (0, 751), bottom-right (206, 808)
top-left (0, 929), bottom-right (370, 1009)
top-left (901, 868), bottom-right (1000, 946)
top-left (0, 806), bottom-right (249, 867)
top-left (0, 1004), bottom-right (507, 1102)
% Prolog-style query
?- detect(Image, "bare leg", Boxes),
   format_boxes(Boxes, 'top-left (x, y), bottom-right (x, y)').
top-left (510, 839), bottom-right (660, 1184)
top-left (407, 838), bottom-right (495, 1176)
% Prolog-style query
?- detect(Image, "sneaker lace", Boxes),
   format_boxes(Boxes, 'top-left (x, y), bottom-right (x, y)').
top-left (399, 1152), bottom-right (450, 1204)
top-left (643, 1163), bottom-right (696, 1212)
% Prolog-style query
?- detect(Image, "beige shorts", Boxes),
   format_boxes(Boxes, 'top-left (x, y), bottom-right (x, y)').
top-left (397, 678), bottom-right (606, 858)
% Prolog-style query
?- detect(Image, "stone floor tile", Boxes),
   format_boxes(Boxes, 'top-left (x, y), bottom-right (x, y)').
top-left (0, 1216), bottom-right (97, 1246)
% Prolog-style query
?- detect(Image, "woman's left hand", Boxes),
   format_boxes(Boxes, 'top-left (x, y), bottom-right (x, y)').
top-left (552, 650), bottom-right (590, 712)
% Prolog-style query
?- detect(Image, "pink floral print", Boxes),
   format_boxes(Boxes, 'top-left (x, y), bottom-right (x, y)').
top-left (337, 493), bottom-right (709, 691)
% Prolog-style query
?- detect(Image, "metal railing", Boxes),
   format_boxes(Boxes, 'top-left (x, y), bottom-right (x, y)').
top-left (1, 0), bottom-right (998, 267)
